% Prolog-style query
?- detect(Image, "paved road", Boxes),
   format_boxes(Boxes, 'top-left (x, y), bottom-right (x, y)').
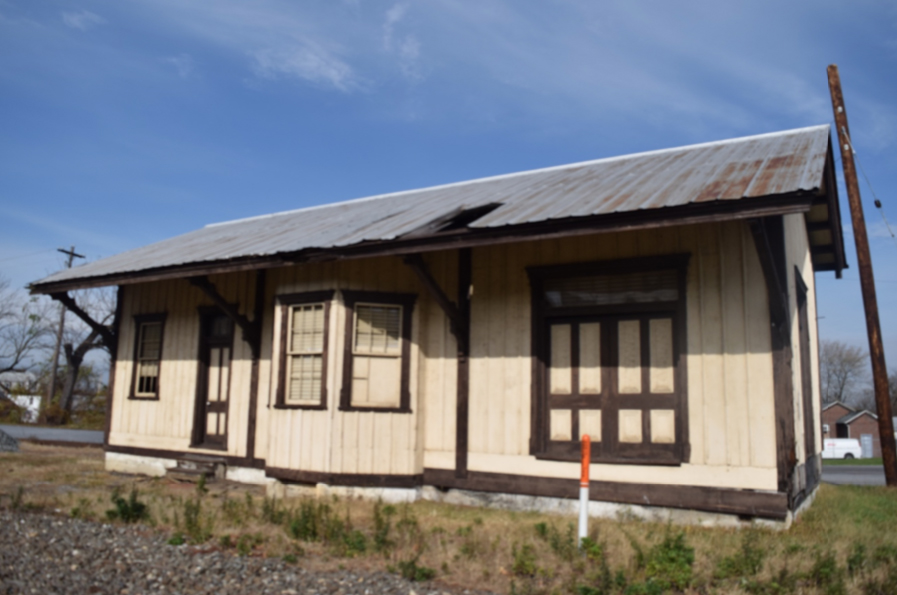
top-left (822, 465), bottom-right (886, 486)
top-left (0, 425), bottom-right (103, 445)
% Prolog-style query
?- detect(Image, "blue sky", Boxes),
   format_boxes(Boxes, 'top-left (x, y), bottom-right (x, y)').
top-left (1, 0), bottom-right (896, 362)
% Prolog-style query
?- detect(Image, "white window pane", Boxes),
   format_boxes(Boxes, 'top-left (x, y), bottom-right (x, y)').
top-left (138, 322), bottom-right (162, 360)
top-left (550, 409), bottom-right (572, 441)
top-left (619, 409), bottom-right (642, 443)
top-left (290, 304), bottom-right (324, 354)
top-left (549, 324), bottom-right (572, 394)
top-left (649, 318), bottom-right (674, 393)
top-left (287, 354), bottom-right (322, 403)
top-left (650, 410), bottom-right (676, 443)
top-left (618, 320), bottom-right (641, 394)
top-left (579, 322), bottom-right (602, 393)
top-left (351, 355), bottom-right (400, 407)
top-left (579, 409), bottom-right (602, 442)
top-left (355, 304), bottom-right (402, 355)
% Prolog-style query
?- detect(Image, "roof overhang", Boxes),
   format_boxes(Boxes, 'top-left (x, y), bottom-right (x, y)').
top-left (30, 192), bottom-right (828, 294)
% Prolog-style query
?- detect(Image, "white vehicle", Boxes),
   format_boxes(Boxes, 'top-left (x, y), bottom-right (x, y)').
top-left (822, 438), bottom-right (863, 460)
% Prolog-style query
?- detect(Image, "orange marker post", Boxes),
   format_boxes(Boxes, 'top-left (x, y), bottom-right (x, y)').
top-left (578, 435), bottom-right (591, 548)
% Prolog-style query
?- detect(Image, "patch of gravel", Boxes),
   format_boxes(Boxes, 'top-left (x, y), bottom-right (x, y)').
top-left (0, 511), bottom-right (496, 595)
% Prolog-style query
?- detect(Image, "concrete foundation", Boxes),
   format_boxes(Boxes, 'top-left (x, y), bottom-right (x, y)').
top-left (104, 452), bottom-right (795, 528)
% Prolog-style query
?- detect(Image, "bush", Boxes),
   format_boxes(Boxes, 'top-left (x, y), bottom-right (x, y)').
top-left (643, 530), bottom-right (694, 592)
top-left (511, 543), bottom-right (538, 577)
top-left (106, 488), bottom-right (149, 523)
top-left (715, 530), bottom-right (765, 579)
top-left (397, 556), bottom-right (436, 582)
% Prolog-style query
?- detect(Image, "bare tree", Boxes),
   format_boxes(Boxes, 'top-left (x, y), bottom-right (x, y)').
top-left (55, 287), bottom-right (115, 417)
top-left (0, 276), bottom-right (51, 393)
top-left (819, 339), bottom-right (869, 405)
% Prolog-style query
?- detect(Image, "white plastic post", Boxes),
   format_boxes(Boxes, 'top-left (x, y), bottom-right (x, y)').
top-left (578, 434), bottom-right (591, 549)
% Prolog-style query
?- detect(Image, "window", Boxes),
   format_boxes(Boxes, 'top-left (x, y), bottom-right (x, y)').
top-left (130, 314), bottom-right (166, 400)
top-left (340, 290), bottom-right (416, 412)
top-left (275, 291), bottom-right (334, 409)
top-left (528, 255), bottom-right (690, 465)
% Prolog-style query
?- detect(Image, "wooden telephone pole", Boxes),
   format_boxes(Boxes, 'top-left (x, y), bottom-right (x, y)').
top-left (46, 246), bottom-right (84, 407)
top-left (827, 65), bottom-right (897, 486)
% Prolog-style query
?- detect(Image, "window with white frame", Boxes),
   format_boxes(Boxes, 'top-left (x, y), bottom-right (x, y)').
top-left (131, 314), bottom-right (165, 399)
top-left (276, 291), bottom-right (334, 409)
top-left (340, 291), bottom-right (415, 412)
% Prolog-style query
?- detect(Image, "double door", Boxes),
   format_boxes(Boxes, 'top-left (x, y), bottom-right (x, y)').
top-left (543, 313), bottom-right (684, 464)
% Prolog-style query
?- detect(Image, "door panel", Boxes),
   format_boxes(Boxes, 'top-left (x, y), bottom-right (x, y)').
top-left (544, 314), bottom-right (681, 463)
top-left (194, 313), bottom-right (233, 450)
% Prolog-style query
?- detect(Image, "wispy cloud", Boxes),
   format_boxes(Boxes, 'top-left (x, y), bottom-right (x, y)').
top-left (165, 53), bottom-right (195, 79)
top-left (61, 10), bottom-right (106, 31)
top-left (382, 3), bottom-right (422, 81)
top-left (250, 42), bottom-right (357, 91)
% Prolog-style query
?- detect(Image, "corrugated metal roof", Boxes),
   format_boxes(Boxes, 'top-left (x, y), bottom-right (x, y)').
top-left (32, 124), bottom-right (831, 289)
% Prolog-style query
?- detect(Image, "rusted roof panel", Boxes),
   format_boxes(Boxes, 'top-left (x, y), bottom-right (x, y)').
top-left (32, 125), bottom-right (832, 290)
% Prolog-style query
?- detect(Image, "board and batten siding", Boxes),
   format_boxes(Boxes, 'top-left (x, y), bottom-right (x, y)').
top-left (110, 218), bottom-right (792, 495)
top-left (262, 257), bottom-right (426, 477)
top-left (784, 212), bottom-right (822, 463)
top-left (109, 272), bottom-right (260, 457)
top-left (420, 221), bottom-right (779, 492)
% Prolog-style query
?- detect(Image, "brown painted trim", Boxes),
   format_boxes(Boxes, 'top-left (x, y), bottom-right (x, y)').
top-left (104, 285), bottom-right (124, 447)
top-left (422, 468), bottom-right (789, 520)
top-left (403, 254), bottom-right (464, 340)
top-left (265, 467), bottom-right (423, 488)
top-left (795, 268), bottom-right (816, 461)
top-left (105, 443), bottom-right (265, 469)
top-left (527, 255), bottom-right (691, 464)
top-left (456, 248), bottom-right (472, 478)
top-left (274, 289), bottom-right (336, 410)
top-left (822, 139), bottom-right (847, 277)
top-left (750, 216), bottom-right (796, 495)
top-left (191, 307), bottom-right (236, 450)
top-left (339, 290), bottom-right (417, 414)
top-left (189, 276), bottom-right (259, 354)
top-left (30, 194), bottom-right (816, 295)
top-left (246, 270), bottom-right (266, 461)
top-left (128, 312), bottom-right (167, 401)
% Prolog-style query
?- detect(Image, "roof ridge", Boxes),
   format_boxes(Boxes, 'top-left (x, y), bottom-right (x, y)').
top-left (205, 124), bottom-right (830, 229)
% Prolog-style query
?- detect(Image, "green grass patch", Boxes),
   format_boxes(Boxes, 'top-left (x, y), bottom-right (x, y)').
top-left (823, 457), bottom-right (883, 466)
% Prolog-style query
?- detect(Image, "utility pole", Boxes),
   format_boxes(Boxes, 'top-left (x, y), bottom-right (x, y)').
top-left (827, 64), bottom-right (897, 487)
top-left (45, 246), bottom-right (84, 409)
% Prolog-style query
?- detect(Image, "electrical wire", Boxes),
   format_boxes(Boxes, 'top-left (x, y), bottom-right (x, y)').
top-left (0, 249), bottom-right (55, 264)
top-left (840, 126), bottom-right (897, 251)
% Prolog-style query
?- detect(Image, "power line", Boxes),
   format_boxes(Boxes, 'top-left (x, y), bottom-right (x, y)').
top-left (839, 125), bottom-right (897, 251)
top-left (0, 249), bottom-right (55, 264)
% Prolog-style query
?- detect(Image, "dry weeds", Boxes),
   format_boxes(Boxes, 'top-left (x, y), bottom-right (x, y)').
top-left (3, 443), bottom-right (897, 594)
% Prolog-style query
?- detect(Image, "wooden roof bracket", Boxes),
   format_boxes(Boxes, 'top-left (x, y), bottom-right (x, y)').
top-left (49, 291), bottom-right (116, 353)
top-left (748, 218), bottom-right (790, 340)
top-left (403, 254), bottom-right (468, 351)
top-left (188, 276), bottom-right (260, 357)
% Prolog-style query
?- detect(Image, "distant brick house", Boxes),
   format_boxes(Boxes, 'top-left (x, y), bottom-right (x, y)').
top-left (821, 402), bottom-right (853, 440)
top-left (837, 410), bottom-right (881, 458)
top-left (823, 402), bottom-right (889, 458)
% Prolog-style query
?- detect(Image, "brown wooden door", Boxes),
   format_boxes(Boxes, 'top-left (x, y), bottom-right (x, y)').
top-left (194, 313), bottom-right (234, 449)
top-left (545, 313), bottom-right (683, 464)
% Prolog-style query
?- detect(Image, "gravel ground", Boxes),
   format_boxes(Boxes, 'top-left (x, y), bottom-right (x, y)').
top-left (0, 511), bottom-right (495, 595)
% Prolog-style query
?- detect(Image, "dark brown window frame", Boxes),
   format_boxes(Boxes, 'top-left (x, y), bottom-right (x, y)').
top-left (191, 305), bottom-right (237, 450)
top-left (527, 254), bottom-right (690, 466)
top-left (128, 313), bottom-right (167, 401)
top-left (340, 290), bottom-right (416, 414)
top-left (274, 290), bottom-right (335, 410)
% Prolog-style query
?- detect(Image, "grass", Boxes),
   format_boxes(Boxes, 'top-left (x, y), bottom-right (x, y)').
top-left (4, 443), bottom-right (897, 594)
top-left (823, 457), bottom-right (884, 466)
